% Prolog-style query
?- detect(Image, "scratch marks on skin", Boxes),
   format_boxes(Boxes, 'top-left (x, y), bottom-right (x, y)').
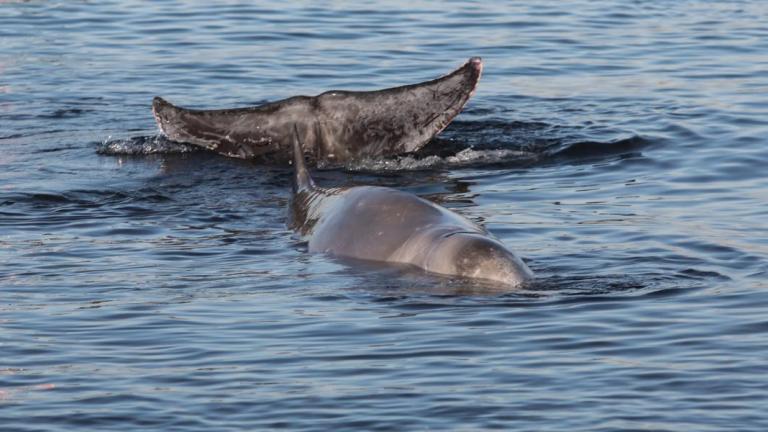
top-left (422, 111), bottom-right (442, 129)
top-left (430, 83), bottom-right (442, 101)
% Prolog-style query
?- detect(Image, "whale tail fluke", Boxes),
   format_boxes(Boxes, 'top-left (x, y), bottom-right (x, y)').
top-left (152, 58), bottom-right (482, 164)
top-left (292, 125), bottom-right (315, 193)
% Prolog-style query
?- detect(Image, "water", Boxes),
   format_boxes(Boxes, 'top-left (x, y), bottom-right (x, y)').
top-left (2, 1), bottom-right (768, 430)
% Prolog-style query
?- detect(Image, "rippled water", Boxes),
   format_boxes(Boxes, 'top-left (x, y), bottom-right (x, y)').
top-left (2, 1), bottom-right (768, 430)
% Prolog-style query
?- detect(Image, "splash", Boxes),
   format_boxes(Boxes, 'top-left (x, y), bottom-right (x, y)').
top-left (95, 120), bottom-right (650, 170)
top-left (344, 147), bottom-right (539, 171)
top-left (97, 134), bottom-right (199, 155)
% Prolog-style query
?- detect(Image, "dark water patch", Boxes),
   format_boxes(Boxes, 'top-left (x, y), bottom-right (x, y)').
top-left (31, 144), bottom-right (83, 154)
top-left (433, 119), bottom-right (570, 153)
top-left (0, 129), bottom-right (69, 141)
top-left (677, 268), bottom-right (731, 281)
top-left (39, 108), bottom-right (92, 119)
top-left (547, 135), bottom-right (650, 163)
top-left (0, 133), bottom-right (25, 140)
top-left (0, 188), bottom-right (173, 209)
top-left (528, 274), bottom-right (650, 297)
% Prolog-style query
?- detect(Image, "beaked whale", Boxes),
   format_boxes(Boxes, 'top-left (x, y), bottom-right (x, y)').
top-left (152, 57), bottom-right (483, 166)
top-left (288, 127), bottom-right (534, 287)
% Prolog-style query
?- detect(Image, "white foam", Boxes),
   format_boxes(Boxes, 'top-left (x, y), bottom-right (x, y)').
top-left (347, 147), bottom-right (538, 171)
top-left (97, 135), bottom-right (198, 155)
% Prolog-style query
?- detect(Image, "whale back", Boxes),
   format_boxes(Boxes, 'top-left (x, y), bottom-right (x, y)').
top-left (287, 119), bottom-right (533, 288)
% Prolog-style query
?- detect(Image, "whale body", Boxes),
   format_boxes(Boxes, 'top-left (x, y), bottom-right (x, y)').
top-left (288, 127), bottom-right (533, 287)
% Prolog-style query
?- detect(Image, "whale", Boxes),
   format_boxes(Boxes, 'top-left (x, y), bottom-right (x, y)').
top-left (288, 126), bottom-right (533, 287)
top-left (152, 57), bottom-right (483, 166)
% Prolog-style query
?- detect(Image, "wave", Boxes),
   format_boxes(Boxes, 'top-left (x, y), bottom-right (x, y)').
top-left (1, 187), bottom-right (172, 212)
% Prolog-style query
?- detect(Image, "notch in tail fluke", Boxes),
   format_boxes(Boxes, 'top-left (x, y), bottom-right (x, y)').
top-left (292, 125), bottom-right (315, 193)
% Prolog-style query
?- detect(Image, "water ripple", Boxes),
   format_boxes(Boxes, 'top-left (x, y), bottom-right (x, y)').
top-left (3, 0), bottom-right (768, 430)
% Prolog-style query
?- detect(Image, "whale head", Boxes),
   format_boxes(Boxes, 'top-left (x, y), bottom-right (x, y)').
top-left (424, 232), bottom-right (533, 287)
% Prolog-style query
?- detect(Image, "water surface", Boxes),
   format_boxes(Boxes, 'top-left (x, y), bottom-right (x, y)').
top-left (2, 1), bottom-right (768, 430)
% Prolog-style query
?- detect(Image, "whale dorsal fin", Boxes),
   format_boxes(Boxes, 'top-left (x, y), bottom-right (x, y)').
top-left (292, 125), bottom-right (315, 193)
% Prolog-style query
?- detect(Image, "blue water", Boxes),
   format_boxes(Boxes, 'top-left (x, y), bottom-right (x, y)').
top-left (2, 1), bottom-right (768, 430)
